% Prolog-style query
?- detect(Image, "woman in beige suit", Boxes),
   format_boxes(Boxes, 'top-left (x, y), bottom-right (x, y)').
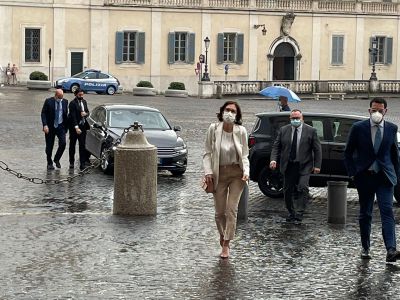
top-left (203, 101), bottom-right (249, 258)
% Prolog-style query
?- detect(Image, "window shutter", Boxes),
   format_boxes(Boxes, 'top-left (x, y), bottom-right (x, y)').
top-left (187, 33), bottom-right (195, 64)
top-left (236, 33), bottom-right (244, 64)
top-left (115, 31), bottom-right (123, 64)
top-left (217, 33), bottom-right (224, 64)
top-left (369, 37), bottom-right (374, 65)
top-left (338, 36), bottom-right (344, 64)
top-left (137, 32), bottom-right (145, 64)
top-left (331, 36), bottom-right (338, 64)
top-left (385, 37), bottom-right (393, 64)
top-left (168, 32), bottom-right (175, 64)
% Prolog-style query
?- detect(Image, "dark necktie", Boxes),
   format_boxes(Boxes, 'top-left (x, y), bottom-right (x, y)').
top-left (54, 101), bottom-right (59, 128)
top-left (372, 125), bottom-right (382, 172)
top-left (289, 127), bottom-right (298, 161)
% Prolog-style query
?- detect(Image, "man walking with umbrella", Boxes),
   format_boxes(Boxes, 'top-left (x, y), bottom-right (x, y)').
top-left (279, 96), bottom-right (291, 112)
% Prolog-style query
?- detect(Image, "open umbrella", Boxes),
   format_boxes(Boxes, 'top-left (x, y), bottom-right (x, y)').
top-left (259, 86), bottom-right (301, 102)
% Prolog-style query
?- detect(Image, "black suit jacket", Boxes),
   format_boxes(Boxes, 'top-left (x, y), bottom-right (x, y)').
top-left (68, 97), bottom-right (90, 130)
top-left (41, 97), bottom-right (69, 129)
top-left (270, 123), bottom-right (322, 175)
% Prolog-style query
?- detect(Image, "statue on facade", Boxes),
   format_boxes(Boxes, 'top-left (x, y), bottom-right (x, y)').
top-left (280, 12), bottom-right (296, 36)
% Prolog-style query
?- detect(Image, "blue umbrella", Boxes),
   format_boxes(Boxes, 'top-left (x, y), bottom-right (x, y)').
top-left (259, 86), bottom-right (301, 102)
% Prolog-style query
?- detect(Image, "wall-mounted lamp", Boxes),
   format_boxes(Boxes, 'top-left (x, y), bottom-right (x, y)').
top-left (254, 24), bottom-right (267, 36)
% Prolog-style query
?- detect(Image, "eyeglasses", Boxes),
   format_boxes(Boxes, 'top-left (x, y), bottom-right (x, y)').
top-left (290, 117), bottom-right (301, 120)
top-left (225, 108), bottom-right (237, 113)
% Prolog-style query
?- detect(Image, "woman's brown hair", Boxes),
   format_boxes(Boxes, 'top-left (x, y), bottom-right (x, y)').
top-left (217, 101), bottom-right (242, 125)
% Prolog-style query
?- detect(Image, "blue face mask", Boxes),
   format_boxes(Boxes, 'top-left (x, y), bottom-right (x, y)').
top-left (290, 119), bottom-right (301, 127)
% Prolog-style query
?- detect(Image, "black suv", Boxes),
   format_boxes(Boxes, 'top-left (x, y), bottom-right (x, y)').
top-left (248, 112), bottom-right (400, 201)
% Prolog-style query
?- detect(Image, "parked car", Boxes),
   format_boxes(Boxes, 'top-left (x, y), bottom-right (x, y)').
top-left (85, 104), bottom-right (188, 175)
top-left (55, 69), bottom-right (120, 95)
top-left (248, 112), bottom-right (400, 201)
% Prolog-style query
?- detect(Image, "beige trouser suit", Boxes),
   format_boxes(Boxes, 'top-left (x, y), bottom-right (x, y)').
top-left (203, 122), bottom-right (250, 241)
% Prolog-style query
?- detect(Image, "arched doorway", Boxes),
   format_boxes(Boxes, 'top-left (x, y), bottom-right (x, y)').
top-left (272, 42), bottom-right (295, 80)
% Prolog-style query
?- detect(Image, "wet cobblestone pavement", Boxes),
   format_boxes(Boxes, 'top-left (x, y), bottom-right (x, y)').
top-left (2, 87), bottom-right (400, 299)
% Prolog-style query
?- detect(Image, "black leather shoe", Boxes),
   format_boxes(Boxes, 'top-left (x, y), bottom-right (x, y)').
top-left (386, 249), bottom-right (400, 262)
top-left (47, 164), bottom-right (55, 170)
top-left (54, 161), bottom-right (61, 168)
top-left (285, 216), bottom-right (296, 223)
top-left (361, 248), bottom-right (371, 259)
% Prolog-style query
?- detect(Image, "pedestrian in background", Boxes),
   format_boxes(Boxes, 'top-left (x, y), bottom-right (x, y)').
top-left (344, 97), bottom-right (400, 263)
top-left (68, 88), bottom-right (90, 170)
top-left (203, 100), bottom-right (249, 259)
top-left (5, 63), bottom-right (11, 85)
top-left (270, 109), bottom-right (322, 223)
top-left (40, 89), bottom-right (69, 170)
top-left (11, 64), bottom-right (18, 85)
top-left (279, 96), bottom-right (291, 112)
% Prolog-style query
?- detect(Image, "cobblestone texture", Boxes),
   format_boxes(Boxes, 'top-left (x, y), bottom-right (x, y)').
top-left (1, 87), bottom-right (400, 299)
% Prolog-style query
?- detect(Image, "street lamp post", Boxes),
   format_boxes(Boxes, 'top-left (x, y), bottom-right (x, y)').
top-left (369, 39), bottom-right (378, 80)
top-left (202, 37), bottom-right (210, 81)
top-left (48, 48), bottom-right (52, 82)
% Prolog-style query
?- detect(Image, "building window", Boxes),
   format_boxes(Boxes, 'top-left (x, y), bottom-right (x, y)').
top-left (123, 32), bottom-right (136, 62)
top-left (168, 32), bottom-right (195, 64)
top-left (115, 31), bottom-right (145, 64)
top-left (25, 28), bottom-right (40, 62)
top-left (370, 36), bottom-right (392, 65)
top-left (224, 33), bottom-right (236, 63)
top-left (331, 35), bottom-right (344, 65)
top-left (175, 32), bottom-right (187, 62)
top-left (217, 32), bottom-right (244, 64)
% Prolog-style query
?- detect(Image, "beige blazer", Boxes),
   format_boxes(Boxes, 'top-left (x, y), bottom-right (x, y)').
top-left (203, 122), bottom-right (250, 188)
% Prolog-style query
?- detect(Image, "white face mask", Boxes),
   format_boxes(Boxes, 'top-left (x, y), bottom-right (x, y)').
top-left (223, 111), bottom-right (236, 124)
top-left (370, 111), bottom-right (383, 124)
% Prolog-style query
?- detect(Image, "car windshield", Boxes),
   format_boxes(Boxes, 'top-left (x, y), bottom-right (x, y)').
top-left (72, 71), bottom-right (93, 79)
top-left (108, 109), bottom-right (170, 130)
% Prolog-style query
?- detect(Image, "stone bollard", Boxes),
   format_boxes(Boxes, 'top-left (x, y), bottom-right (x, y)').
top-left (113, 122), bottom-right (157, 216)
top-left (237, 183), bottom-right (249, 221)
top-left (327, 181), bottom-right (348, 224)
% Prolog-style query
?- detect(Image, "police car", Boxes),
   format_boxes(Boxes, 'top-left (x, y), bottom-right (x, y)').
top-left (55, 69), bottom-right (120, 95)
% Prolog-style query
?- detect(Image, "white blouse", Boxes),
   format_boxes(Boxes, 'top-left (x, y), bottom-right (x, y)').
top-left (219, 130), bottom-right (239, 166)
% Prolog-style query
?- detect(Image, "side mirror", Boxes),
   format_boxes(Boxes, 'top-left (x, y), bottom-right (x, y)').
top-left (84, 76), bottom-right (89, 79)
top-left (173, 125), bottom-right (182, 132)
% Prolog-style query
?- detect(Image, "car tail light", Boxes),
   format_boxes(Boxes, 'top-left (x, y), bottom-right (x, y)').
top-left (249, 136), bottom-right (256, 148)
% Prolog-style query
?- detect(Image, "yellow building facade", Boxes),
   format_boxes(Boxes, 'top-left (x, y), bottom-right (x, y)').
top-left (0, 0), bottom-right (399, 95)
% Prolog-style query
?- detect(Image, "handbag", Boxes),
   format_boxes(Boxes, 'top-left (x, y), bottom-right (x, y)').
top-left (201, 176), bottom-right (215, 193)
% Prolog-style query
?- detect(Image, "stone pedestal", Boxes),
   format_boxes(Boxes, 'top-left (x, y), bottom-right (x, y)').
top-left (369, 79), bottom-right (379, 93)
top-left (113, 126), bottom-right (157, 216)
top-left (198, 81), bottom-right (214, 98)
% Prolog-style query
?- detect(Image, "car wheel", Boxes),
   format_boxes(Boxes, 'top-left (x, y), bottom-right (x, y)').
top-left (170, 169), bottom-right (186, 176)
top-left (100, 146), bottom-right (113, 175)
top-left (258, 166), bottom-right (284, 198)
top-left (70, 83), bottom-right (80, 94)
top-left (106, 86), bottom-right (116, 95)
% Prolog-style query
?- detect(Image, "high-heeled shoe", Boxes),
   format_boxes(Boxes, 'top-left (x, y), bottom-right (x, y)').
top-left (220, 245), bottom-right (230, 259)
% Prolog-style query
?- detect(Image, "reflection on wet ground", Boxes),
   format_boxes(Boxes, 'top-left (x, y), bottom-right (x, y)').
top-left (2, 88), bottom-right (400, 298)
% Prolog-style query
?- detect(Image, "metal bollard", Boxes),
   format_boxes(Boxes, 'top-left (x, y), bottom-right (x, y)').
top-left (327, 181), bottom-right (348, 224)
top-left (237, 182), bottom-right (249, 221)
top-left (113, 123), bottom-right (157, 216)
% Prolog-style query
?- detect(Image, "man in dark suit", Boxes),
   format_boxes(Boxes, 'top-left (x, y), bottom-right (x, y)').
top-left (279, 96), bottom-right (291, 112)
top-left (344, 97), bottom-right (400, 263)
top-left (40, 89), bottom-right (69, 170)
top-left (68, 88), bottom-right (90, 170)
top-left (270, 109), bottom-right (322, 223)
